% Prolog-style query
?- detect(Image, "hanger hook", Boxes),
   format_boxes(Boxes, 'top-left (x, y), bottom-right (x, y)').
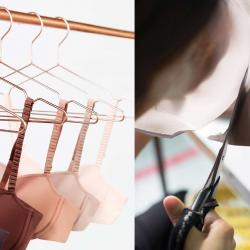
top-left (0, 7), bottom-right (13, 60)
top-left (29, 12), bottom-right (44, 64)
top-left (55, 17), bottom-right (70, 64)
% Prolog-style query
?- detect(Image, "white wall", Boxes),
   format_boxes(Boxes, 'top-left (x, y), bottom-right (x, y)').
top-left (0, 1), bottom-right (134, 249)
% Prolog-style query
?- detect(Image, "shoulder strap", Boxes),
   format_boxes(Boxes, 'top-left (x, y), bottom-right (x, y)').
top-left (95, 99), bottom-right (119, 167)
top-left (0, 97), bottom-right (34, 192)
top-left (68, 99), bottom-right (95, 172)
top-left (44, 99), bottom-right (68, 174)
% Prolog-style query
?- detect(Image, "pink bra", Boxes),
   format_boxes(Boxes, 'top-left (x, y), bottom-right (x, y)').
top-left (15, 99), bottom-right (80, 242)
top-left (50, 99), bottom-right (127, 227)
top-left (47, 99), bottom-right (100, 231)
top-left (83, 100), bottom-right (127, 224)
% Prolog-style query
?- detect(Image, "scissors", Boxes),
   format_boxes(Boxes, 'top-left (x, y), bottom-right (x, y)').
top-left (168, 67), bottom-right (249, 250)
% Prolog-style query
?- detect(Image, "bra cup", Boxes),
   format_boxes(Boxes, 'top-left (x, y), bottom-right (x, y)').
top-left (72, 193), bottom-right (100, 231)
top-left (16, 174), bottom-right (80, 242)
top-left (0, 193), bottom-right (28, 249)
top-left (79, 165), bottom-right (127, 224)
top-left (78, 165), bottom-right (109, 202)
top-left (37, 198), bottom-right (80, 243)
top-left (16, 175), bottom-right (61, 234)
top-left (50, 172), bottom-right (100, 231)
top-left (0, 192), bottom-right (42, 250)
top-left (92, 185), bottom-right (127, 224)
top-left (50, 173), bottom-right (84, 208)
top-left (14, 207), bottom-right (42, 250)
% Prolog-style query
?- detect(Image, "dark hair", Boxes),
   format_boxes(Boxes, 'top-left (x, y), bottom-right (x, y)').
top-left (135, 0), bottom-right (219, 115)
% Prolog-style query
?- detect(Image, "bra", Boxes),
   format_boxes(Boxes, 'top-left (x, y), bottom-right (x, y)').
top-left (49, 99), bottom-right (100, 231)
top-left (0, 98), bottom-right (43, 250)
top-left (82, 100), bottom-right (127, 224)
top-left (50, 99), bottom-right (127, 227)
top-left (15, 99), bottom-right (80, 243)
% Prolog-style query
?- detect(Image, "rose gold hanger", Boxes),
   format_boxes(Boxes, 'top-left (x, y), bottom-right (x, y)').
top-left (0, 8), bottom-right (98, 123)
top-left (10, 14), bottom-right (125, 122)
top-left (4, 11), bottom-right (88, 98)
top-left (66, 100), bottom-right (98, 124)
top-left (1, 11), bottom-right (109, 124)
top-left (0, 104), bottom-right (27, 134)
top-left (0, 8), bottom-right (60, 100)
top-left (0, 77), bottom-right (68, 124)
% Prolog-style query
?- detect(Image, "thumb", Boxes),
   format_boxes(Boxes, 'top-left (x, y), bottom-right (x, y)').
top-left (163, 196), bottom-right (185, 225)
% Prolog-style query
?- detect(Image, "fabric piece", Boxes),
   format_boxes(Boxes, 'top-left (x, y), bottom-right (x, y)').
top-left (135, 0), bottom-right (250, 138)
top-left (209, 86), bottom-right (250, 145)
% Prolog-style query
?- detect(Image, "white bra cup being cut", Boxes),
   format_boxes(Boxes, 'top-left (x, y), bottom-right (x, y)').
top-left (135, 0), bottom-right (250, 137)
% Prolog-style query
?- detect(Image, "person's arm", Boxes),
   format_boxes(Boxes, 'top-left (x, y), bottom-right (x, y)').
top-left (164, 196), bottom-right (236, 250)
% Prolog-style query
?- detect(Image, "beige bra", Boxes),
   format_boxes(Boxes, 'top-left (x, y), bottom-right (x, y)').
top-left (50, 99), bottom-right (127, 227)
top-left (47, 99), bottom-right (100, 231)
top-left (15, 99), bottom-right (80, 242)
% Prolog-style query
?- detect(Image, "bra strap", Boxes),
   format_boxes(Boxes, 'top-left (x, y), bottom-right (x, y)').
top-left (68, 99), bottom-right (95, 172)
top-left (0, 98), bottom-right (34, 192)
top-left (44, 99), bottom-right (68, 174)
top-left (95, 99), bottom-right (119, 167)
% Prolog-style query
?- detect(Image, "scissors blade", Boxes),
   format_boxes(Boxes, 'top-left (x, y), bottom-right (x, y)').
top-left (204, 67), bottom-right (249, 190)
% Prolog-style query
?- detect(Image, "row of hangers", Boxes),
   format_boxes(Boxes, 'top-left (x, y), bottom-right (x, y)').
top-left (0, 6), bottom-right (129, 134)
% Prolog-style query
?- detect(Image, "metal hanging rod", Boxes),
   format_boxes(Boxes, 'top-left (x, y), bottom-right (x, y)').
top-left (0, 9), bottom-right (134, 39)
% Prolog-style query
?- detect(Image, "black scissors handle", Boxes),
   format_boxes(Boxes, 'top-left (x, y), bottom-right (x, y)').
top-left (168, 181), bottom-right (219, 250)
top-left (168, 198), bottom-right (218, 250)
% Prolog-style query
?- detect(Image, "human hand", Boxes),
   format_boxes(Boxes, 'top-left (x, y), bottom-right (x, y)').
top-left (164, 196), bottom-right (236, 250)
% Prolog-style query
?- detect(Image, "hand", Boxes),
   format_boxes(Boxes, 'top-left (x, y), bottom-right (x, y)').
top-left (164, 196), bottom-right (236, 250)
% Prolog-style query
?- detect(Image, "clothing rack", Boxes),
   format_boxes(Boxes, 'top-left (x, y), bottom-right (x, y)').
top-left (0, 9), bottom-right (134, 39)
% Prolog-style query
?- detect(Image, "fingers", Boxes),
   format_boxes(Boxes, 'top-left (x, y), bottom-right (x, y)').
top-left (203, 210), bottom-right (234, 238)
top-left (202, 210), bottom-right (222, 233)
top-left (202, 210), bottom-right (236, 250)
top-left (163, 196), bottom-right (236, 250)
top-left (163, 196), bottom-right (185, 225)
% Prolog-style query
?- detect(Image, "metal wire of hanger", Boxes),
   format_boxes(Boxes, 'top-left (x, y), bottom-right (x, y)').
top-left (0, 104), bottom-right (27, 133)
top-left (3, 12), bottom-right (122, 122)
top-left (0, 77), bottom-right (68, 124)
top-left (9, 14), bottom-right (125, 122)
top-left (0, 9), bottom-right (100, 125)
top-left (0, 7), bottom-right (61, 101)
top-left (66, 99), bottom-right (98, 124)
top-left (16, 15), bottom-right (115, 100)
